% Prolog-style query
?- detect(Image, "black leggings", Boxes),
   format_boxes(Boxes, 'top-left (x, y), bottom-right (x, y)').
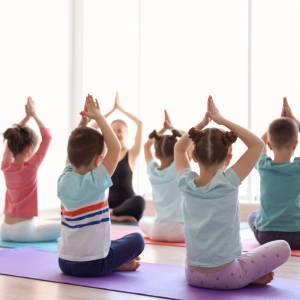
top-left (112, 195), bottom-right (145, 221)
top-left (248, 211), bottom-right (300, 250)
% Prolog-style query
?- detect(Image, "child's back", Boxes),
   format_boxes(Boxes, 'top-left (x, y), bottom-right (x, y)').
top-left (175, 96), bottom-right (290, 290)
top-left (249, 99), bottom-right (300, 249)
top-left (140, 115), bottom-right (185, 242)
top-left (58, 95), bottom-right (144, 277)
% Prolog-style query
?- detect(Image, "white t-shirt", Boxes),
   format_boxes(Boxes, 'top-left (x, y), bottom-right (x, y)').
top-left (57, 164), bottom-right (113, 262)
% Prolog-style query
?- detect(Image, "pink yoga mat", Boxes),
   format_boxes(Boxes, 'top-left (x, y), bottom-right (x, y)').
top-left (111, 224), bottom-right (186, 247)
top-left (0, 248), bottom-right (299, 300)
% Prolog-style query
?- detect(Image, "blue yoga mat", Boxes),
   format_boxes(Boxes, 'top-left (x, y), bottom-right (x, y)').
top-left (0, 238), bottom-right (57, 252)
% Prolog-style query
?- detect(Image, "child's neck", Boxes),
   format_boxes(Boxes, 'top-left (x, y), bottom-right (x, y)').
top-left (74, 165), bottom-right (94, 175)
top-left (196, 165), bottom-right (222, 187)
top-left (14, 154), bottom-right (27, 164)
top-left (273, 149), bottom-right (293, 163)
top-left (159, 157), bottom-right (173, 170)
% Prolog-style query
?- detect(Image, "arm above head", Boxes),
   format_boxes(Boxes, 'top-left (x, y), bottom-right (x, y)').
top-left (175, 108), bottom-right (210, 173)
top-left (82, 95), bottom-right (121, 176)
top-left (281, 97), bottom-right (300, 131)
top-left (144, 138), bottom-right (155, 163)
top-left (207, 96), bottom-right (264, 181)
top-left (26, 97), bottom-right (52, 166)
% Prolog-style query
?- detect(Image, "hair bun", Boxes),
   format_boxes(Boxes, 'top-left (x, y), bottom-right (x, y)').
top-left (188, 127), bottom-right (203, 143)
top-left (171, 129), bottom-right (182, 139)
top-left (149, 130), bottom-right (161, 140)
top-left (3, 126), bottom-right (22, 141)
top-left (223, 131), bottom-right (237, 146)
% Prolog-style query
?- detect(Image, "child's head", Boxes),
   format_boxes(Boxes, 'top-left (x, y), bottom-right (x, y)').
top-left (149, 129), bottom-right (182, 160)
top-left (268, 117), bottom-right (298, 151)
top-left (188, 127), bottom-right (237, 168)
top-left (67, 127), bottom-right (104, 169)
top-left (3, 125), bottom-right (37, 159)
top-left (111, 119), bottom-right (128, 144)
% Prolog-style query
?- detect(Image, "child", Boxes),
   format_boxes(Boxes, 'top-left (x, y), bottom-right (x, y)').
top-left (1, 97), bottom-right (60, 242)
top-left (58, 95), bottom-right (144, 277)
top-left (249, 97), bottom-right (300, 249)
top-left (140, 110), bottom-right (184, 242)
top-left (174, 96), bottom-right (291, 290)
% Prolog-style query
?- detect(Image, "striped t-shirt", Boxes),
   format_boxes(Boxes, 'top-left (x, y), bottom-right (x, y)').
top-left (57, 164), bottom-right (113, 262)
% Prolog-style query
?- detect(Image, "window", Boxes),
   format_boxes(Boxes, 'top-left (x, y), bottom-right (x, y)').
top-left (0, 0), bottom-right (71, 210)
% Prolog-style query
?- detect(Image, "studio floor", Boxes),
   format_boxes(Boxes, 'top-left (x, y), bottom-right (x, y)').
top-left (0, 221), bottom-right (299, 300)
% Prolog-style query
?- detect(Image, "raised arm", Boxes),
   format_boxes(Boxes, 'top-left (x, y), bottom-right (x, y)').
top-left (26, 97), bottom-right (52, 166)
top-left (81, 95), bottom-right (121, 175)
top-left (207, 96), bottom-right (264, 181)
top-left (114, 92), bottom-right (143, 162)
top-left (281, 97), bottom-right (300, 131)
top-left (175, 110), bottom-right (210, 173)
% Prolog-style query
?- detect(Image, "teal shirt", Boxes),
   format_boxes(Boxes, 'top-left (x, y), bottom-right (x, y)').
top-left (147, 161), bottom-right (183, 223)
top-left (256, 154), bottom-right (300, 232)
top-left (177, 167), bottom-right (241, 268)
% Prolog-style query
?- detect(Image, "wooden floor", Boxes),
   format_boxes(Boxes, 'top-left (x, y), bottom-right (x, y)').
top-left (0, 227), bottom-right (299, 300)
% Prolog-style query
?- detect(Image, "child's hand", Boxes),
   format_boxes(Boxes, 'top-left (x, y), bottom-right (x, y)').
top-left (163, 109), bottom-right (173, 130)
top-left (25, 97), bottom-right (37, 118)
top-left (80, 94), bottom-right (101, 120)
top-left (281, 97), bottom-right (294, 119)
top-left (114, 92), bottom-right (123, 111)
top-left (207, 95), bottom-right (225, 125)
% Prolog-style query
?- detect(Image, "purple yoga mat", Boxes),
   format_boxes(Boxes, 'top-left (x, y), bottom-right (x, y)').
top-left (0, 248), bottom-right (298, 300)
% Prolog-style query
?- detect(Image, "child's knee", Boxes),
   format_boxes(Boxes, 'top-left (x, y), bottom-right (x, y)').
top-left (130, 232), bottom-right (145, 253)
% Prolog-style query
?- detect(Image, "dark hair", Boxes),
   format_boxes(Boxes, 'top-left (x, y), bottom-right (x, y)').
top-left (111, 119), bottom-right (128, 128)
top-left (188, 127), bottom-right (237, 166)
top-left (3, 125), bottom-right (37, 157)
top-left (268, 117), bottom-right (298, 149)
top-left (67, 127), bottom-right (104, 168)
top-left (149, 129), bottom-right (182, 159)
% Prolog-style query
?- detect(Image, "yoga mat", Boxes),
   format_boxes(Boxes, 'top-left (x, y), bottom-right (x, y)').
top-left (0, 237), bottom-right (57, 252)
top-left (0, 225), bottom-right (185, 252)
top-left (0, 248), bottom-right (298, 300)
top-left (111, 224), bottom-right (186, 247)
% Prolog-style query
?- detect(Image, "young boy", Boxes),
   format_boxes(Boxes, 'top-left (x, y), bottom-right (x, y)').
top-left (57, 95), bottom-right (144, 276)
top-left (249, 97), bottom-right (300, 249)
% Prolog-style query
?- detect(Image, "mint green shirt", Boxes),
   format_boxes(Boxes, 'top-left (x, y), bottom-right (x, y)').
top-left (256, 154), bottom-right (300, 232)
top-left (147, 161), bottom-right (183, 223)
top-left (177, 167), bottom-right (242, 268)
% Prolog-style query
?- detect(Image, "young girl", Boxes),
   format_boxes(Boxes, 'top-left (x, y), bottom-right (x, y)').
top-left (140, 110), bottom-right (184, 242)
top-left (1, 97), bottom-right (60, 242)
top-left (174, 96), bottom-right (291, 290)
top-left (58, 95), bottom-right (144, 277)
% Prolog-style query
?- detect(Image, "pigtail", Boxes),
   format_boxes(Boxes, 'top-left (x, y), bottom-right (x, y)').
top-left (171, 129), bottom-right (182, 139)
top-left (188, 127), bottom-right (203, 143)
top-left (149, 130), bottom-right (161, 140)
top-left (222, 131), bottom-right (237, 146)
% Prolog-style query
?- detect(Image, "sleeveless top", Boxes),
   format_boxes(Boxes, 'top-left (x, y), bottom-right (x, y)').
top-left (108, 152), bottom-right (135, 208)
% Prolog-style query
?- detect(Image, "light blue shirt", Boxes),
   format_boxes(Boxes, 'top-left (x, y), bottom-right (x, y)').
top-left (147, 161), bottom-right (183, 223)
top-left (177, 167), bottom-right (241, 268)
top-left (57, 164), bottom-right (113, 262)
top-left (256, 154), bottom-right (300, 232)
top-left (57, 164), bottom-right (113, 209)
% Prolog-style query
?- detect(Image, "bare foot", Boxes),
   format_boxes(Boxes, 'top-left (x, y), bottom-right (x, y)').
top-left (111, 214), bottom-right (137, 223)
top-left (116, 258), bottom-right (141, 272)
top-left (253, 272), bottom-right (274, 285)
